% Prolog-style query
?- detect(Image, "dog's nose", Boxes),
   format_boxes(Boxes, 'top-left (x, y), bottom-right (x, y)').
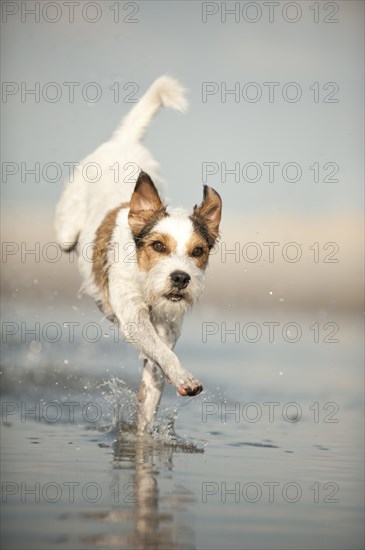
top-left (170, 270), bottom-right (190, 290)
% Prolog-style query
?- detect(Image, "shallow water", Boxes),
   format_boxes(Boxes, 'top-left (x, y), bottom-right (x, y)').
top-left (1, 300), bottom-right (364, 549)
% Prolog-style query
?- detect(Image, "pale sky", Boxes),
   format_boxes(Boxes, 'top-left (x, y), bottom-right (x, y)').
top-left (1, 0), bottom-right (363, 217)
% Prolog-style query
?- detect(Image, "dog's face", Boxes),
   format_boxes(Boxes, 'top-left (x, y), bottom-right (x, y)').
top-left (128, 172), bottom-right (222, 317)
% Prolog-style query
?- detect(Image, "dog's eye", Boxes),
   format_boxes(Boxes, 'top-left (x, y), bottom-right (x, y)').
top-left (152, 241), bottom-right (166, 253)
top-left (192, 246), bottom-right (204, 258)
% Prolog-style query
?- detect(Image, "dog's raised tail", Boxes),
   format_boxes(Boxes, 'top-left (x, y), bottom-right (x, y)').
top-left (113, 76), bottom-right (188, 143)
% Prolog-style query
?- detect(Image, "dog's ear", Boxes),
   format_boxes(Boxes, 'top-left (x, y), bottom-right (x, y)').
top-left (128, 172), bottom-right (166, 234)
top-left (193, 186), bottom-right (222, 242)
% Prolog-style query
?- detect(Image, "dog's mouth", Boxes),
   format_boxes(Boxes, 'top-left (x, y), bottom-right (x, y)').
top-left (164, 292), bottom-right (185, 302)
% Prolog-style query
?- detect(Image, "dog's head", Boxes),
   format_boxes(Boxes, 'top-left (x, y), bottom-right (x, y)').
top-left (128, 172), bottom-right (222, 317)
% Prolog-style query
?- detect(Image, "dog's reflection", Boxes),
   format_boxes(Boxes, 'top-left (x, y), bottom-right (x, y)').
top-left (79, 426), bottom-right (200, 549)
top-left (112, 430), bottom-right (199, 549)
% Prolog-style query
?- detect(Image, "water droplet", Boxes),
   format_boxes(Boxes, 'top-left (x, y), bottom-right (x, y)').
top-left (64, 359), bottom-right (69, 365)
top-left (279, 371), bottom-right (284, 376)
top-left (269, 291), bottom-right (273, 295)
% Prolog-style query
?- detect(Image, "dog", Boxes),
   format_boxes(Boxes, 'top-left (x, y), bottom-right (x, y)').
top-left (55, 76), bottom-right (222, 434)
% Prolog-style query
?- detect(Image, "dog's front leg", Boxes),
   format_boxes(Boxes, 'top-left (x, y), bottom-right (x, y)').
top-left (126, 308), bottom-right (202, 395)
top-left (137, 359), bottom-right (164, 434)
top-left (137, 319), bottom-right (181, 434)
top-left (108, 268), bottom-right (202, 397)
top-left (109, 278), bottom-right (202, 397)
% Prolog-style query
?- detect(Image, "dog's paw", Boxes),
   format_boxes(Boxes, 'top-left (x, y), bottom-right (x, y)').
top-left (178, 382), bottom-right (203, 397)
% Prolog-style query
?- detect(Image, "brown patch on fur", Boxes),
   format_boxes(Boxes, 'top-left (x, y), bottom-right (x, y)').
top-left (135, 232), bottom-right (177, 272)
top-left (186, 232), bottom-right (210, 270)
top-left (92, 202), bottom-right (130, 302)
top-left (191, 185), bottom-right (222, 248)
top-left (128, 172), bottom-right (167, 238)
top-left (130, 210), bottom-right (168, 250)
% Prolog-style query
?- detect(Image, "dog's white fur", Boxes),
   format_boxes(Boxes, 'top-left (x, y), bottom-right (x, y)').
top-left (55, 76), bottom-right (221, 433)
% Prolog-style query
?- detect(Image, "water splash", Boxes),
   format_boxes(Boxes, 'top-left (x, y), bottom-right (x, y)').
top-left (100, 376), bottom-right (205, 452)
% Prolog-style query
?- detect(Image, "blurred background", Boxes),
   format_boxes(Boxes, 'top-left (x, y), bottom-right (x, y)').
top-left (1, 0), bottom-right (363, 312)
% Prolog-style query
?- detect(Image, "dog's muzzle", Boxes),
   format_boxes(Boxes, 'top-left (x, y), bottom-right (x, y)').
top-left (164, 270), bottom-right (191, 302)
top-left (170, 270), bottom-right (190, 290)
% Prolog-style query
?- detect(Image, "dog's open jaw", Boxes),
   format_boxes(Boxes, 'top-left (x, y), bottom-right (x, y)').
top-left (128, 172), bottom-right (222, 318)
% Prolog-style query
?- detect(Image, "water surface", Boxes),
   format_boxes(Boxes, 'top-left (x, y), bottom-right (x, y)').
top-left (1, 301), bottom-right (363, 549)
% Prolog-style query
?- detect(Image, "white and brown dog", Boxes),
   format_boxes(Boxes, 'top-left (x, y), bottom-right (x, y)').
top-left (55, 76), bottom-right (222, 433)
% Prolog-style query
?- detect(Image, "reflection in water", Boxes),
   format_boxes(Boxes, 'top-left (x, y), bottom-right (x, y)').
top-left (80, 425), bottom-right (199, 549)
top-left (114, 426), bottom-right (198, 550)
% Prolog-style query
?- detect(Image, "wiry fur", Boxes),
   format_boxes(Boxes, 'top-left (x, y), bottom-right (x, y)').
top-left (55, 76), bottom-right (221, 434)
